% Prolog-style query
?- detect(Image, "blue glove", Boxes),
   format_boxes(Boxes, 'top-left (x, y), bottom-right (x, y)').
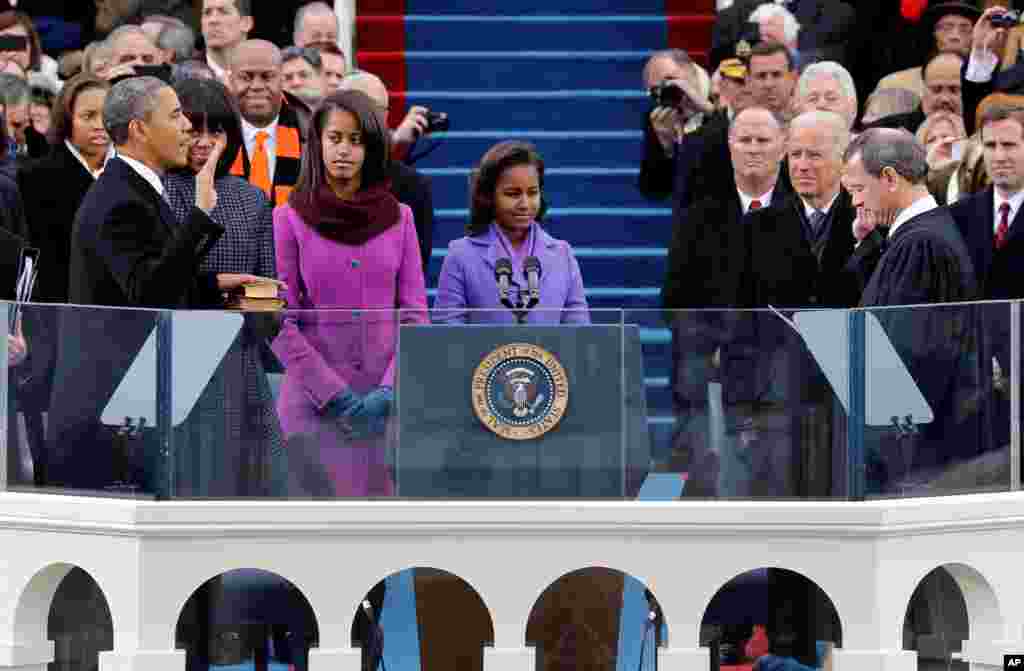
top-left (324, 388), bottom-right (361, 418)
top-left (360, 386), bottom-right (394, 417)
top-left (324, 387), bottom-right (393, 437)
top-left (357, 386), bottom-right (394, 436)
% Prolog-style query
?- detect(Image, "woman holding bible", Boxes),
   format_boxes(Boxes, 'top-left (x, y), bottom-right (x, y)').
top-left (162, 77), bottom-right (285, 498)
top-left (272, 89), bottom-right (427, 497)
top-left (434, 140), bottom-right (589, 324)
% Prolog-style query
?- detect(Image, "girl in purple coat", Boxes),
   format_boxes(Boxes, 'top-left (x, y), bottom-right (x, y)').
top-left (435, 140), bottom-right (590, 324)
top-left (272, 90), bottom-right (428, 496)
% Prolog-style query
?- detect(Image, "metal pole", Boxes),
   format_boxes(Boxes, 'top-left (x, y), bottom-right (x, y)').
top-left (156, 311), bottom-right (174, 499)
top-left (847, 310), bottom-right (866, 500)
top-left (1011, 301), bottom-right (1020, 491)
top-left (0, 305), bottom-right (9, 491)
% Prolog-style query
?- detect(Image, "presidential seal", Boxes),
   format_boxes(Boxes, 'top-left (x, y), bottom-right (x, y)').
top-left (472, 343), bottom-right (569, 440)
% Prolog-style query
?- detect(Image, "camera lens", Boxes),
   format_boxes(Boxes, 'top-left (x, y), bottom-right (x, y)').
top-left (659, 83), bottom-right (685, 108)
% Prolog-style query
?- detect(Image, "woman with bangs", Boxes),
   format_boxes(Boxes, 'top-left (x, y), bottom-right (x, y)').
top-left (272, 89), bottom-right (427, 497)
top-left (163, 76), bottom-right (284, 497)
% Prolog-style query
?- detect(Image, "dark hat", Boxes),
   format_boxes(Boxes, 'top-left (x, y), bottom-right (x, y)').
top-left (922, 1), bottom-right (982, 28)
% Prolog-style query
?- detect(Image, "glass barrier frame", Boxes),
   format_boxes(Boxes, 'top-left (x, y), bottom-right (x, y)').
top-left (0, 301), bottom-right (1020, 501)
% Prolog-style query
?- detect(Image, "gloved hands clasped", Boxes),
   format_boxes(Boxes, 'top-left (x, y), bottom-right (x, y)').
top-left (324, 386), bottom-right (394, 438)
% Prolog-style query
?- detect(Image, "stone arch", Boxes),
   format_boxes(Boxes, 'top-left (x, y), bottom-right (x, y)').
top-left (699, 567), bottom-right (843, 668)
top-left (12, 563), bottom-right (114, 669)
top-left (174, 568), bottom-right (319, 670)
top-left (902, 562), bottom-right (1002, 667)
top-left (349, 566), bottom-right (495, 671)
top-left (525, 566), bottom-right (667, 671)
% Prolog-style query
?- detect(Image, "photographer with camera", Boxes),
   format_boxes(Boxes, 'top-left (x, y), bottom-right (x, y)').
top-left (961, 5), bottom-right (1024, 132)
top-left (637, 49), bottom-right (715, 202)
top-left (391, 101), bottom-right (449, 157)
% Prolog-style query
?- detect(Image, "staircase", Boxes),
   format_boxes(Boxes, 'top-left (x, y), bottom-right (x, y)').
top-left (356, 0), bottom-right (715, 458)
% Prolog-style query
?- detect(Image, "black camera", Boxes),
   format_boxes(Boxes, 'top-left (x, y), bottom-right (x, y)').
top-left (649, 81), bottom-right (686, 108)
top-left (425, 110), bottom-right (449, 133)
top-left (0, 35), bottom-right (28, 52)
top-left (991, 9), bottom-right (1022, 28)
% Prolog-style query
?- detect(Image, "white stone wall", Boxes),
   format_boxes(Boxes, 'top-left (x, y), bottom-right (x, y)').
top-left (2, 493), bottom-right (1024, 670)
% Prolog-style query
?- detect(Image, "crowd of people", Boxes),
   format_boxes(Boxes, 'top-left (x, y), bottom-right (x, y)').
top-left (639, 0), bottom-right (1024, 504)
top-left (0, 0), bottom-right (1015, 507)
top-left (0, 0), bottom-right (1010, 668)
top-left (640, 4), bottom-right (1024, 664)
top-left (0, 0), bottom-right (603, 504)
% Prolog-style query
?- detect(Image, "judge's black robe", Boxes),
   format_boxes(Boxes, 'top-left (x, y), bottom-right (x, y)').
top-left (860, 207), bottom-right (977, 307)
top-left (858, 206), bottom-right (992, 491)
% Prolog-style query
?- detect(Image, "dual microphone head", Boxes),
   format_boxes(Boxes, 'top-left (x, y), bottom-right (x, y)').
top-left (494, 256), bottom-right (542, 323)
top-left (495, 256), bottom-right (542, 307)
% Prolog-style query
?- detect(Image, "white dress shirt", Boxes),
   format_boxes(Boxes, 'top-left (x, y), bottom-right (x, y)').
top-left (994, 188), bottom-right (1024, 234)
top-left (890, 194), bottom-right (939, 238)
top-left (206, 51), bottom-right (227, 82)
top-left (65, 140), bottom-right (114, 179)
top-left (118, 154), bottom-right (165, 198)
top-left (801, 191), bottom-right (840, 220)
top-left (241, 115), bottom-right (280, 185)
top-left (738, 186), bottom-right (775, 214)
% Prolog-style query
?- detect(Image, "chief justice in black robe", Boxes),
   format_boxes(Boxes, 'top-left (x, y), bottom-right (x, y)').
top-left (844, 129), bottom-right (991, 494)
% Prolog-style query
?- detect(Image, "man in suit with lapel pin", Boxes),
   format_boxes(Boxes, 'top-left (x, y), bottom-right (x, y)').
top-left (47, 75), bottom-right (275, 491)
top-left (950, 101), bottom-right (1024, 470)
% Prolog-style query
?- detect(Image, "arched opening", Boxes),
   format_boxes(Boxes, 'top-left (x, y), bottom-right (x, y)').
top-left (700, 568), bottom-right (841, 670)
top-left (13, 563), bottom-right (114, 671)
top-left (349, 567), bottom-right (494, 671)
top-left (525, 567), bottom-right (666, 671)
top-left (49, 567), bottom-right (114, 671)
top-left (175, 569), bottom-right (319, 671)
top-left (903, 563), bottom-right (1002, 670)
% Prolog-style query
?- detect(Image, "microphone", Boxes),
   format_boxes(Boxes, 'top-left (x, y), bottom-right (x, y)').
top-left (495, 257), bottom-right (515, 310)
top-left (523, 256), bottom-right (542, 308)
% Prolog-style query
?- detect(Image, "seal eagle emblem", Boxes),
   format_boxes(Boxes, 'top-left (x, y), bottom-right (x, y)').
top-left (472, 343), bottom-right (569, 440)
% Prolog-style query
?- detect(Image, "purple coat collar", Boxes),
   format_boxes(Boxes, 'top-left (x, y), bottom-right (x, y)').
top-left (470, 223), bottom-right (559, 271)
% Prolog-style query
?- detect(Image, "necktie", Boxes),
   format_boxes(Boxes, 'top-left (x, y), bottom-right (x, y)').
top-left (996, 202), bottom-right (1011, 250)
top-left (748, 199), bottom-right (762, 213)
top-left (250, 130), bottom-right (271, 198)
top-left (809, 209), bottom-right (825, 230)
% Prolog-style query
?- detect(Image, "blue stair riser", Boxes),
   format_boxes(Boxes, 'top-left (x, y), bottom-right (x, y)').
top-left (424, 169), bottom-right (655, 212)
top-left (578, 293), bottom-right (661, 309)
top-left (404, 0), bottom-right (674, 14)
top-left (400, 92), bottom-right (650, 131)
top-left (410, 131), bottom-right (644, 169)
top-left (645, 386), bottom-right (674, 412)
top-left (432, 208), bottom-right (672, 246)
top-left (427, 252), bottom-right (667, 289)
top-left (404, 52), bottom-right (651, 92)
top-left (400, 16), bottom-right (670, 51)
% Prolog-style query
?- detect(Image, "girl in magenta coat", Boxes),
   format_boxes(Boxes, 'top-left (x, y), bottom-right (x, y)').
top-left (272, 90), bottom-right (428, 496)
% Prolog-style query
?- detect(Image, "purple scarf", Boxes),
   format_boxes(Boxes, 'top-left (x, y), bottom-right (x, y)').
top-left (292, 181), bottom-right (400, 245)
